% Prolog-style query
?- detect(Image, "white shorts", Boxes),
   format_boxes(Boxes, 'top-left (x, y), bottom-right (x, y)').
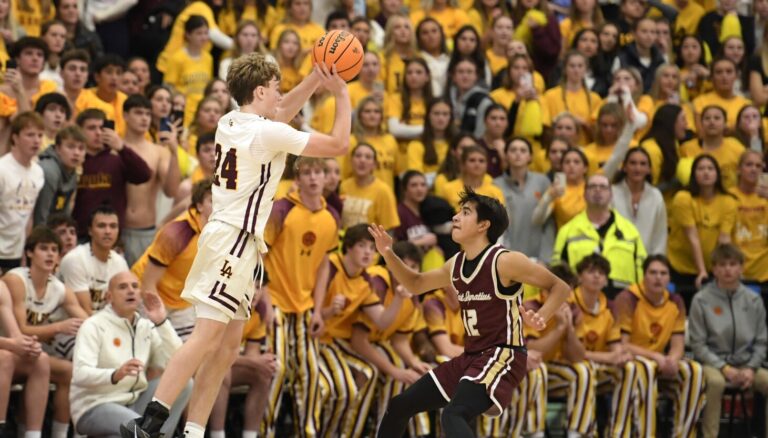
top-left (167, 306), bottom-right (197, 341)
top-left (181, 220), bottom-right (261, 323)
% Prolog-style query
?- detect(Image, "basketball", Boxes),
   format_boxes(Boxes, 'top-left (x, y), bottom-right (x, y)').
top-left (312, 30), bottom-right (364, 81)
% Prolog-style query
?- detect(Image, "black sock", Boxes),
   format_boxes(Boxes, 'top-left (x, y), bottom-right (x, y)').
top-left (138, 401), bottom-right (171, 434)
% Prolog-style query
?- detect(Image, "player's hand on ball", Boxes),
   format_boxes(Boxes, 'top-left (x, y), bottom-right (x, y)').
top-left (314, 63), bottom-right (346, 95)
top-left (368, 224), bottom-right (393, 254)
top-left (519, 305), bottom-right (546, 331)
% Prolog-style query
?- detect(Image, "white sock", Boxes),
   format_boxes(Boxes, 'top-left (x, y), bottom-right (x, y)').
top-left (210, 430), bottom-right (225, 438)
top-left (567, 431), bottom-right (582, 438)
top-left (51, 421), bottom-right (69, 438)
top-left (151, 397), bottom-right (171, 410)
top-left (24, 432), bottom-right (42, 438)
top-left (183, 422), bottom-right (205, 438)
top-left (242, 430), bottom-right (258, 438)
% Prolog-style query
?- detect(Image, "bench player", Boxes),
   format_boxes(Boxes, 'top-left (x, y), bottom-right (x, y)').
top-left (121, 53), bottom-right (352, 438)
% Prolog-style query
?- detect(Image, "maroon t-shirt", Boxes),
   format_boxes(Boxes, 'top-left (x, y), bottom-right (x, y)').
top-left (395, 203), bottom-right (431, 242)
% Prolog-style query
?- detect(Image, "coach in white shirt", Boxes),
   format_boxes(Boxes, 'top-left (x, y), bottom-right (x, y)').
top-left (70, 271), bottom-right (191, 437)
top-left (59, 205), bottom-right (128, 314)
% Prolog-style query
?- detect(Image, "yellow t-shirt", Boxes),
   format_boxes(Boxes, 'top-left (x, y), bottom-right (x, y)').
top-left (72, 89), bottom-right (114, 119)
top-left (357, 265), bottom-right (418, 342)
top-left (217, 3), bottom-right (279, 39)
top-left (82, 88), bottom-right (128, 136)
top-left (310, 94), bottom-right (336, 134)
top-left (543, 86), bottom-right (602, 144)
top-left (489, 88), bottom-right (545, 139)
top-left (14, 1), bottom-right (55, 37)
top-left (163, 48), bottom-right (214, 127)
top-left (241, 304), bottom-right (267, 343)
top-left (667, 190), bottom-right (738, 274)
top-left (269, 21), bottom-right (325, 52)
top-left (386, 93), bottom-right (425, 126)
top-left (559, 18), bottom-right (594, 47)
top-left (674, 1), bottom-right (706, 37)
top-left (339, 177), bottom-right (400, 230)
top-left (581, 142), bottom-right (616, 176)
top-left (348, 82), bottom-right (387, 111)
top-left (157, 1), bottom-right (219, 73)
top-left (730, 187), bottom-right (768, 282)
top-left (409, 7), bottom-right (470, 39)
top-left (407, 139), bottom-right (449, 175)
top-left (279, 65), bottom-right (303, 95)
top-left (0, 79), bottom-right (58, 118)
top-left (344, 135), bottom-right (400, 192)
top-left (692, 92), bottom-right (751, 130)
top-left (678, 137), bottom-right (745, 189)
top-left (381, 52), bottom-right (408, 94)
top-left (485, 49), bottom-right (508, 77)
top-left (615, 283), bottom-right (686, 353)
top-left (639, 138), bottom-right (668, 185)
top-left (435, 178), bottom-right (505, 210)
top-left (553, 181), bottom-right (586, 228)
top-left (573, 287), bottom-right (620, 353)
top-left (264, 192), bottom-right (340, 314)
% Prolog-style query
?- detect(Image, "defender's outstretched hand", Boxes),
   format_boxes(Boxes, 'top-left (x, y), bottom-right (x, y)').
top-left (519, 305), bottom-right (546, 331)
top-left (368, 224), bottom-right (393, 255)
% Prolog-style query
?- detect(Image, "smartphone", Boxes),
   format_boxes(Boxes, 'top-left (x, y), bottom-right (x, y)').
top-left (520, 72), bottom-right (533, 89)
top-left (159, 117), bottom-right (172, 132)
top-left (103, 120), bottom-right (115, 130)
top-left (555, 171), bottom-right (566, 187)
top-left (5, 59), bottom-right (16, 70)
top-left (170, 110), bottom-right (184, 124)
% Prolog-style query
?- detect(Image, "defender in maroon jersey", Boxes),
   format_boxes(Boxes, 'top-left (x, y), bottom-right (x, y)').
top-left (369, 188), bottom-right (571, 438)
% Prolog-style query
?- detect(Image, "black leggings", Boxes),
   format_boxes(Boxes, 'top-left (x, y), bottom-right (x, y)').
top-left (376, 374), bottom-right (494, 438)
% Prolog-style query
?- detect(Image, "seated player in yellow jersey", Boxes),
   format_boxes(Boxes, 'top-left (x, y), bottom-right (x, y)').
top-left (351, 241), bottom-right (432, 437)
top-left (262, 157), bottom-right (341, 437)
top-left (209, 285), bottom-right (280, 438)
top-left (572, 255), bottom-right (636, 438)
top-left (317, 224), bottom-right (411, 437)
top-left (132, 180), bottom-right (213, 340)
top-left (522, 263), bottom-right (595, 438)
top-left (614, 255), bottom-right (706, 438)
top-left (423, 286), bottom-right (465, 360)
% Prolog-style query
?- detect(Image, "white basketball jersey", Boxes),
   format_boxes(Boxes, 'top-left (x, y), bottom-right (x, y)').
top-left (210, 110), bottom-right (310, 250)
top-left (7, 267), bottom-right (66, 326)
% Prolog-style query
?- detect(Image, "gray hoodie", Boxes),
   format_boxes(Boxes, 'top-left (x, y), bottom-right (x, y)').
top-left (33, 146), bottom-right (78, 226)
top-left (688, 282), bottom-right (767, 369)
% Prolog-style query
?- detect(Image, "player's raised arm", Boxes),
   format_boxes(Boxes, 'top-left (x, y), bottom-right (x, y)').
top-left (498, 251), bottom-right (571, 328)
top-left (301, 64), bottom-right (351, 158)
top-left (368, 224), bottom-right (451, 295)
top-left (273, 67), bottom-right (323, 124)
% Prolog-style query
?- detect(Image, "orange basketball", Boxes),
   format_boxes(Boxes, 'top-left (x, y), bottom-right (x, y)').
top-left (311, 30), bottom-right (364, 81)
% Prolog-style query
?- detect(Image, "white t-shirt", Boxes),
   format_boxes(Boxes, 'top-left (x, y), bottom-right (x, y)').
top-left (210, 111), bottom-right (309, 250)
top-left (59, 243), bottom-right (129, 311)
top-left (6, 267), bottom-right (66, 325)
top-left (0, 154), bottom-right (45, 259)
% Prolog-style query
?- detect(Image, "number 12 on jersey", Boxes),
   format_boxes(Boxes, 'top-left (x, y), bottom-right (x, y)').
top-left (213, 143), bottom-right (238, 190)
top-left (462, 309), bottom-right (480, 336)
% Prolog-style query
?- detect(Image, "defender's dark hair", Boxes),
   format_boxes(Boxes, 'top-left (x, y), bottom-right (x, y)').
top-left (457, 187), bottom-right (509, 244)
top-left (342, 223), bottom-right (375, 254)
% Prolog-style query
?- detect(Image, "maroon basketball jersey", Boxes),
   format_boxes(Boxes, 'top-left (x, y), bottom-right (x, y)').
top-left (449, 244), bottom-right (525, 353)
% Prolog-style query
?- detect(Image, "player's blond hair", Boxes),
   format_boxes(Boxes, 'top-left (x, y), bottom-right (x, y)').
top-left (226, 53), bottom-right (282, 106)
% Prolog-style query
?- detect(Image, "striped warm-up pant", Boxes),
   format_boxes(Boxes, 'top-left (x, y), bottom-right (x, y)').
top-left (632, 356), bottom-right (706, 438)
top-left (592, 361), bottom-right (637, 438)
top-left (318, 339), bottom-right (379, 437)
top-left (547, 360), bottom-right (597, 435)
top-left (268, 309), bottom-right (324, 437)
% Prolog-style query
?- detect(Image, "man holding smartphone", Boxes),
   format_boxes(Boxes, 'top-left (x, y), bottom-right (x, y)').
top-left (71, 108), bottom-right (152, 239)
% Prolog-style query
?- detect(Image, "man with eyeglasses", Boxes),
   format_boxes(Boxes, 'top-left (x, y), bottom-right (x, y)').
top-left (553, 174), bottom-right (647, 298)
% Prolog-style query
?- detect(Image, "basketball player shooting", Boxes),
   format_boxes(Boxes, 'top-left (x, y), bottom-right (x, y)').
top-left (368, 189), bottom-right (572, 438)
top-left (121, 53), bottom-right (352, 438)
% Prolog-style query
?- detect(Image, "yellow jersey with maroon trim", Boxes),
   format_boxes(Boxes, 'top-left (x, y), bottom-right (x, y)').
top-left (422, 289), bottom-right (465, 347)
top-left (132, 208), bottom-right (204, 309)
top-left (573, 287), bottom-right (620, 353)
top-left (614, 283), bottom-right (686, 354)
top-left (264, 191), bottom-right (340, 313)
top-left (0, 80), bottom-right (58, 118)
top-left (523, 289), bottom-right (580, 362)
top-left (355, 265), bottom-right (418, 342)
top-left (321, 253), bottom-right (380, 343)
top-left (242, 299), bottom-right (268, 343)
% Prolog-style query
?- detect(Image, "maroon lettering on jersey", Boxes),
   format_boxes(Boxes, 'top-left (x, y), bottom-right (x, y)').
top-left (450, 244), bottom-right (525, 353)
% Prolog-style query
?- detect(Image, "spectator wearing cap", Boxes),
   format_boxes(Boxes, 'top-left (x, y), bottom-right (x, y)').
top-left (688, 244), bottom-right (768, 438)
top-left (0, 37), bottom-right (57, 150)
top-left (34, 92), bottom-right (71, 148)
top-left (33, 125), bottom-right (85, 226)
top-left (553, 174), bottom-right (647, 298)
top-left (70, 271), bottom-right (191, 437)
